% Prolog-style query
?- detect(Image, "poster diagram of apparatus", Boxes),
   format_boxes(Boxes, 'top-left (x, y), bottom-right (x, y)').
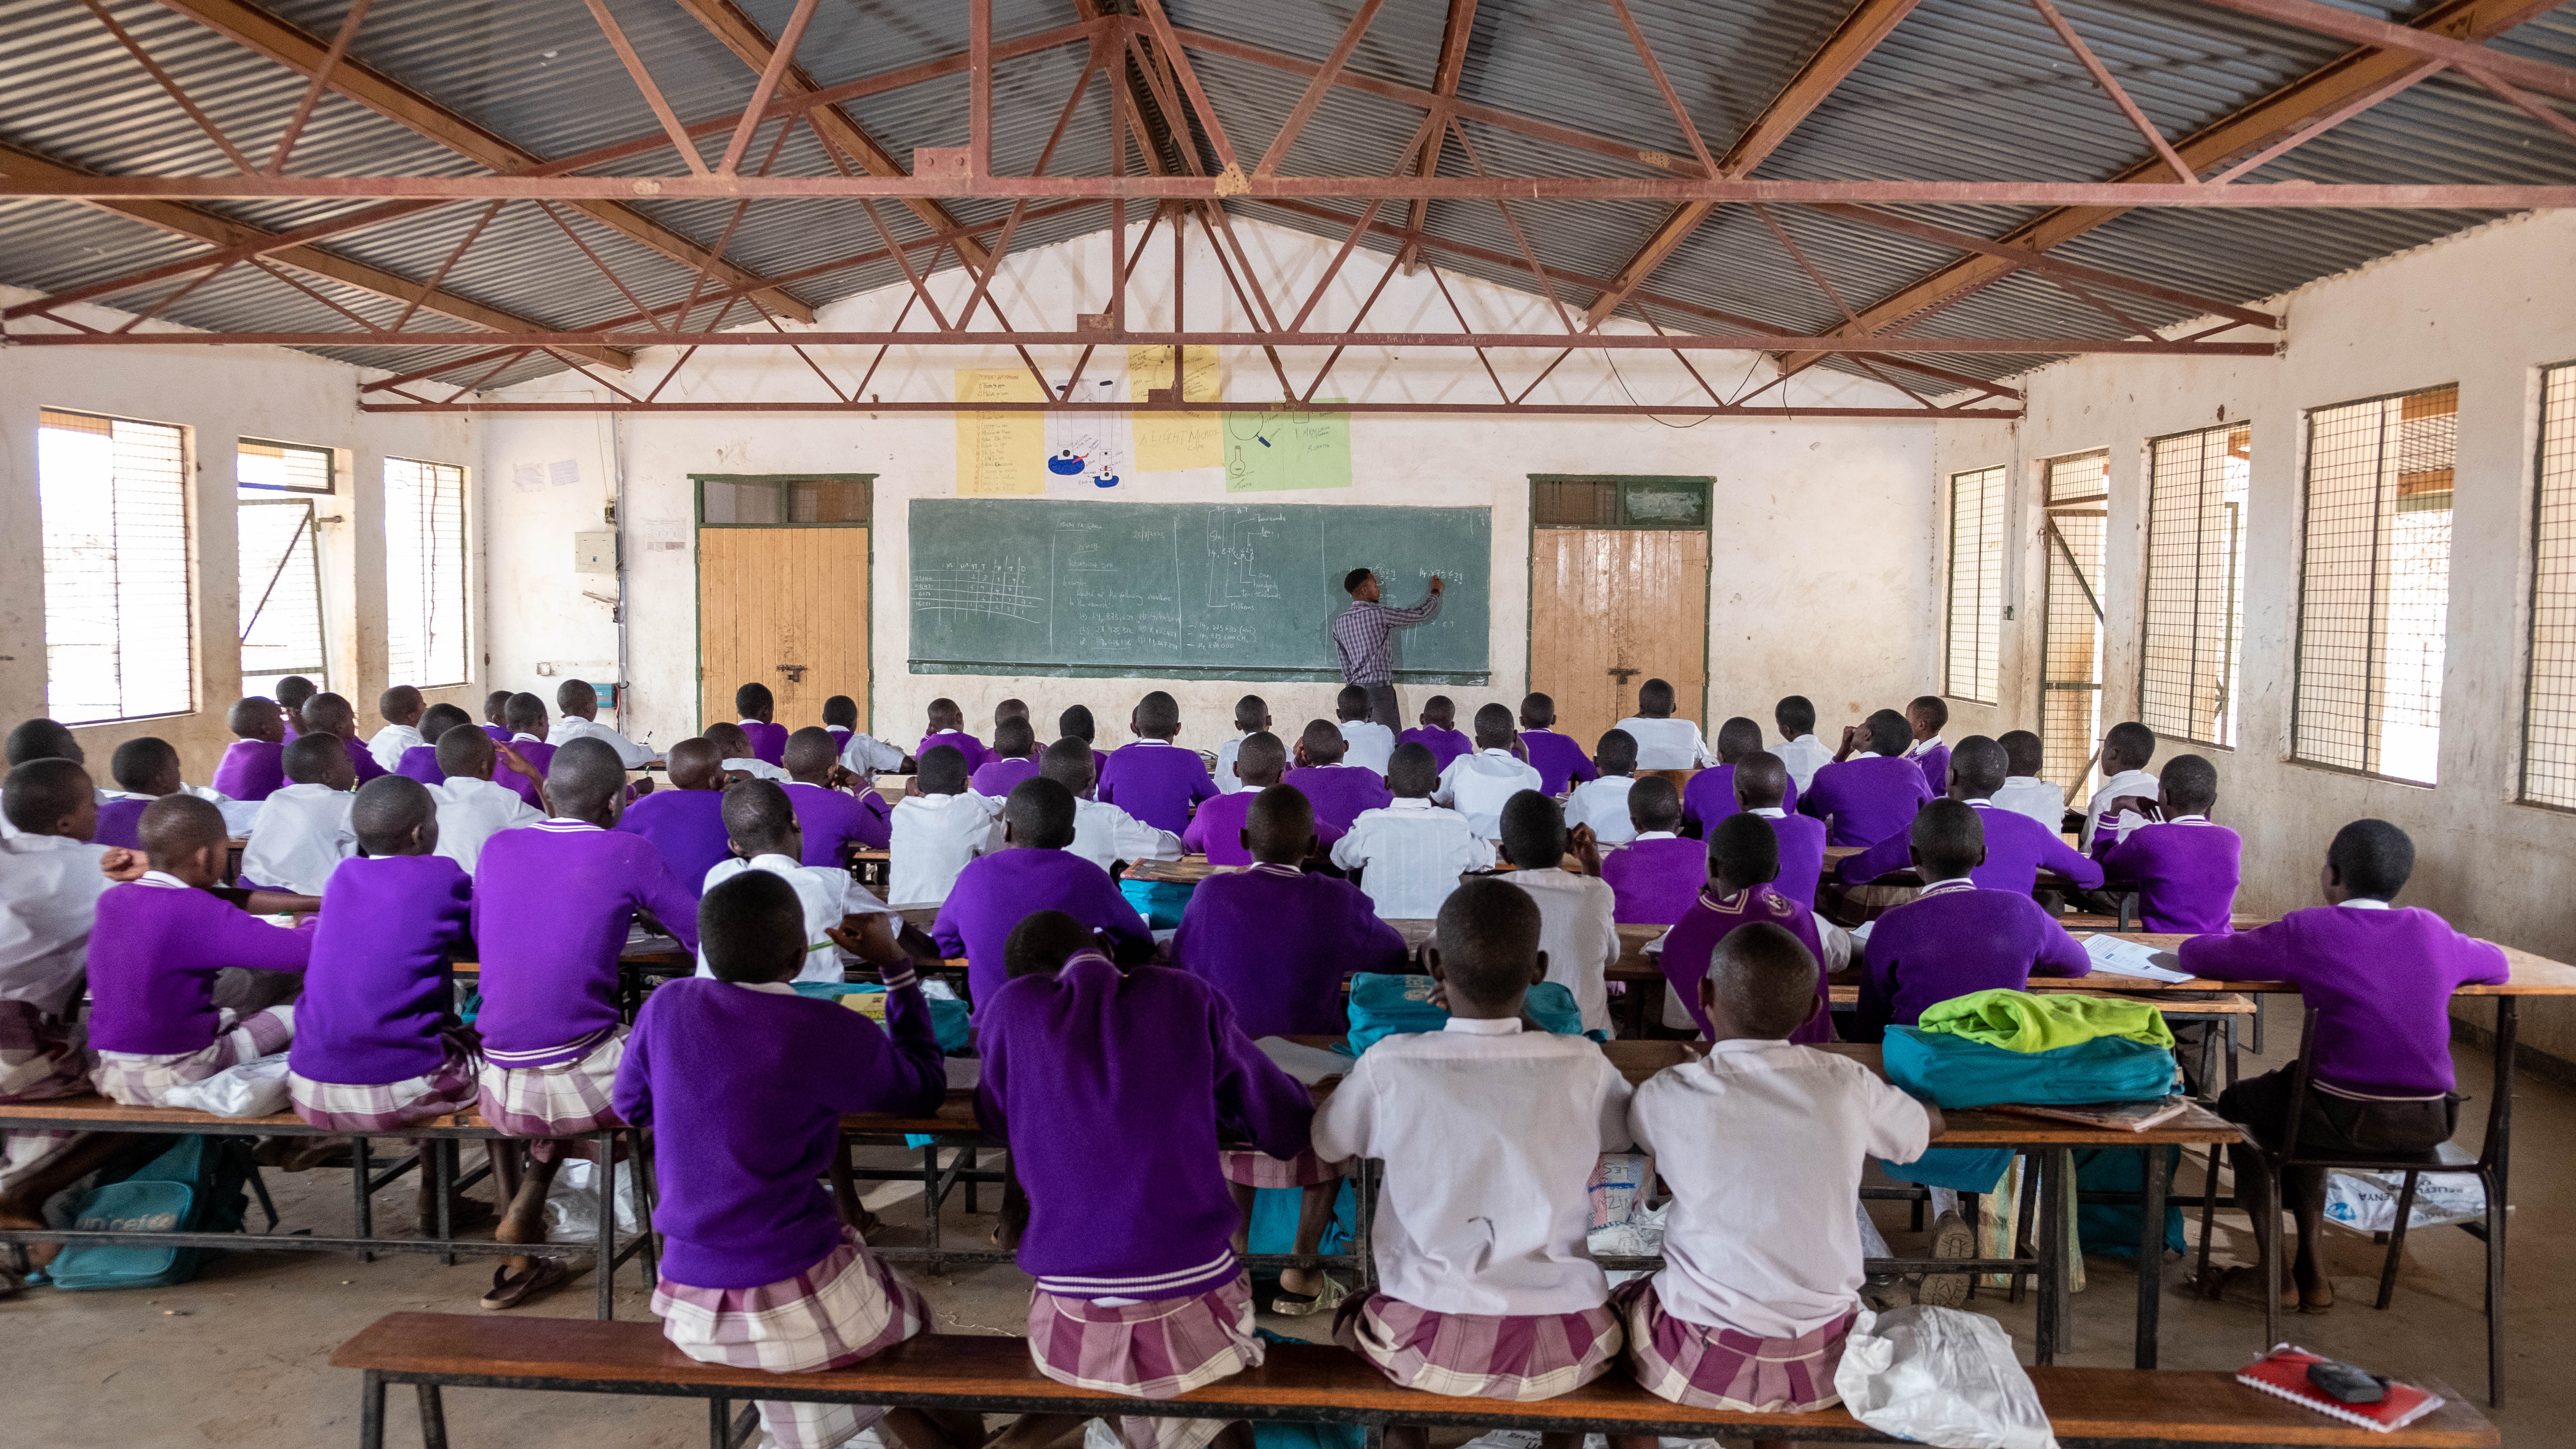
top-left (1045, 376), bottom-right (1126, 489)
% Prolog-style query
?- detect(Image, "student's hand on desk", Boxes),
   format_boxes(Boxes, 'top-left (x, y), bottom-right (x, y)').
top-left (828, 915), bottom-right (908, 967)
top-left (825, 764), bottom-right (864, 792)
top-left (99, 848), bottom-right (148, 882)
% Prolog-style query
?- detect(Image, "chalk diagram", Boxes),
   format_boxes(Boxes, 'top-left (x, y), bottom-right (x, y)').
top-left (1205, 511), bottom-right (1285, 610)
top-left (911, 559), bottom-right (1041, 623)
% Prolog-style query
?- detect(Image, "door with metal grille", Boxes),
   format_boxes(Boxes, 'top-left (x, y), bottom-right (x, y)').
top-left (2038, 453), bottom-right (2108, 796)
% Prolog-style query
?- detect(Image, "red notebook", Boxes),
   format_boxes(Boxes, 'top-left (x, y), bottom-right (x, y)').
top-left (2235, 1345), bottom-right (2445, 1432)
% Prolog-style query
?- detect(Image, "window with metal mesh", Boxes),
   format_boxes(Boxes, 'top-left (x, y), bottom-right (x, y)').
top-left (2039, 452), bottom-right (2108, 794)
top-left (385, 457), bottom-right (469, 688)
top-left (238, 499), bottom-right (327, 701)
top-left (236, 438), bottom-right (333, 496)
top-left (2524, 363), bottom-right (2576, 809)
top-left (1944, 465), bottom-right (2005, 703)
top-left (2142, 423), bottom-right (2251, 749)
top-left (38, 409), bottom-right (194, 724)
top-left (2293, 385), bottom-right (2456, 784)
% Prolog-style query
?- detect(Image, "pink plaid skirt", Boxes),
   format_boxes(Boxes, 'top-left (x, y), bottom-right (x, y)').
top-left (653, 1225), bottom-right (933, 1449)
top-left (291, 1038), bottom-right (480, 1134)
top-left (1, 1003), bottom-right (97, 1194)
top-left (91, 1006), bottom-right (293, 1107)
top-left (474, 1028), bottom-right (624, 1139)
top-left (1027, 1270), bottom-right (1263, 1449)
top-left (1218, 1147), bottom-right (1346, 1189)
top-left (1334, 1290), bottom-right (1622, 1401)
top-left (1612, 1277), bottom-right (1850, 1413)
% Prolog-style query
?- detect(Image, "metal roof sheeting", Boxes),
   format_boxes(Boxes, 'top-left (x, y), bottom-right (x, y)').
top-left (0, 0), bottom-right (2568, 392)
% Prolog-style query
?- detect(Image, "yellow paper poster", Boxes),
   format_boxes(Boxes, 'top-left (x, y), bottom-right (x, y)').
top-left (1128, 344), bottom-right (1222, 473)
top-left (954, 369), bottom-right (1047, 495)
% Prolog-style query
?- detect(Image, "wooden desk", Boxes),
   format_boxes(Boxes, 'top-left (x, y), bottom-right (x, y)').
top-left (1120, 854), bottom-right (1226, 886)
top-left (1380, 919), bottom-right (1663, 981)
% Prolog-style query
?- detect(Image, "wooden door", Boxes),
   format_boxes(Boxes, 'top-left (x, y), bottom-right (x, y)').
top-left (698, 527), bottom-right (871, 731)
top-left (1529, 527), bottom-right (1710, 748)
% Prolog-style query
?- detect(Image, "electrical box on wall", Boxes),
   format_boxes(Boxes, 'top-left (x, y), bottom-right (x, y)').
top-left (574, 530), bottom-right (618, 574)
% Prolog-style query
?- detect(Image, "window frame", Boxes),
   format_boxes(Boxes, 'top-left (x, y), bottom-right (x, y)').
top-left (236, 494), bottom-right (331, 695)
top-left (383, 455), bottom-right (472, 689)
top-left (693, 473), bottom-right (877, 529)
top-left (37, 406), bottom-right (197, 726)
top-left (2037, 449), bottom-right (2110, 795)
top-left (235, 437), bottom-right (336, 496)
top-left (1943, 464), bottom-right (2006, 705)
top-left (2520, 359), bottom-right (2576, 813)
top-left (2139, 422), bottom-right (2252, 751)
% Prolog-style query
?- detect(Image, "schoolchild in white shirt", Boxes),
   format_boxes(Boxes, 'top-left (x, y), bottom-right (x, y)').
top-left (1431, 704), bottom-right (1543, 839)
top-left (1498, 791), bottom-right (1622, 1037)
top-left (547, 679), bottom-right (658, 768)
top-left (241, 734), bottom-right (358, 896)
top-left (1214, 694), bottom-right (1271, 795)
top-left (1770, 695), bottom-right (1834, 794)
top-left (1563, 730), bottom-right (1642, 845)
top-left (887, 745), bottom-right (1004, 906)
top-left (2081, 720), bottom-right (2161, 855)
top-left (705, 722), bottom-right (791, 784)
top-left (1331, 743), bottom-right (1491, 919)
top-left (1040, 737), bottom-right (1182, 876)
top-left (1611, 678), bottom-right (1717, 770)
top-left (425, 727), bottom-right (547, 873)
top-left (696, 781), bottom-right (907, 985)
top-left (367, 686), bottom-right (428, 774)
top-left (1990, 729), bottom-right (2069, 833)
top-left (1334, 684), bottom-right (1398, 778)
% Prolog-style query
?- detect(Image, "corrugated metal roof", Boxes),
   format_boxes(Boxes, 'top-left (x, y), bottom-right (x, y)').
top-left (0, 0), bottom-right (2569, 394)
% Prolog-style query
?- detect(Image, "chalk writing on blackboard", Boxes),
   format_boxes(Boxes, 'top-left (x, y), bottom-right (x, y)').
top-left (912, 561), bottom-right (1042, 624)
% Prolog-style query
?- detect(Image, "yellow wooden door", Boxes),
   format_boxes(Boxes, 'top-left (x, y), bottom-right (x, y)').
top-left (1529, 527), bottom-right (1710, 749)
top-left (698, 527), bottom-right (871, 732)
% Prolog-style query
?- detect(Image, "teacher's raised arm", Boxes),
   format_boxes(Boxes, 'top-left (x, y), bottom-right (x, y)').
top-left (1331, 568), bottom-right (1449, 731)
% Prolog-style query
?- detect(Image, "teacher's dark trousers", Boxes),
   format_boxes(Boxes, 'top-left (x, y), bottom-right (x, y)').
top-left (1364, 682), bottom-right (1402, 731)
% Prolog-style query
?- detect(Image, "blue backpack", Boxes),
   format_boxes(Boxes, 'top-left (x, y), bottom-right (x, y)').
top-left (42, 1135), bottom-right (254, 1291)
top-left (793, 981), bottom-right (972, 1052)
top-left (1344, 973), bottom-right (1596, 1056)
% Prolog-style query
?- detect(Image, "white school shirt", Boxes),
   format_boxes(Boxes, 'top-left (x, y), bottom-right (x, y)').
top-left (1903, 734), bottom-right (1944, 765)
top-left (1507, 868), bottom-right (1621, 1035)
top-left (1612, 715), bottom-right (1718, 770)
top-left (1564, 775), bottom-right (1639, 844)
top-left (1990, 776), bottom-right (2067, 834)
top-left (1431, 749), bottom-right (1544, 840)
top-left (695, 852), bottom-right (893, 984)
top-left (240, 782), bottom-right (358, 896)
top-left (550, 714), bottom-right (658, 768)
top-left (1772, 734), bottom-right (1834, 793)
top-left (2081, 768), bottom-right (2160, 851)
top-left (367, 723), bottom-right (425, 773)
top-left (1335, 719), bottom-right (1397, 777)
top-left (0, 832), bottom-right (112, 1013)
top-left (100, 784), bottom-right (261, 838)
top-left (427, 776), bottom-right (546, 873)
top-left (1213, 732), bottom-right (1253, 794)
top-left (1329, 798), bottom-right (1492, 920)
top-left (838, 732), bottom-right (908, 777)
top-left (1068, 796), bottom-right (1182, 876)
top-left (887, 792), bottom-right (1004, 906)
top-left (1311, 1017), bottom-right (1633, 1316)
top-left (1629, 1038), bottom-right (1932, 1340)
top-left (722, 756), bottom-right (791, 782)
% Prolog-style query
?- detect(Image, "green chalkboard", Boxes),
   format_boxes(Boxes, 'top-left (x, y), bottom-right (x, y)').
top-left (908, 500), bottom-right (1489, 681)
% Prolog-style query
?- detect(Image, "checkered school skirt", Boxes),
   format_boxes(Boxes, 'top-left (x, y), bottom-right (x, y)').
top-left (1027, 1270), bottom-right (1264, 1449)
top-left (1334, 1290), bottom-right (1623, 1401)
top-left (91, 1006), bottom-right (294, 1107)
top-left (652, 1224), bottom-right (933, 1449)
top-left (290, 1036), bottom-right (480, 1134)
top-left (474, 1028), bottom-right (625, 1140)
top-left (1, 1003), bottom-right (94, 1194)
top-left (1218, 1147), bottom-right (1346, 1190)
top-left (1612, 1277), bottom-right (1850, 1414)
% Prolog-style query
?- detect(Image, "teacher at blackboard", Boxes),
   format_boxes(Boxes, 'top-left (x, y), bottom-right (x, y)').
top-left (1332, 568), bottom-right (1445, 729)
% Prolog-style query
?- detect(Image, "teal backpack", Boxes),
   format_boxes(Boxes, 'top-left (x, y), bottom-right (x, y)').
top-left (41, 1135), bottom-right (256, 1291)
top-left (1344, 973), bottom-right (1598, 1055)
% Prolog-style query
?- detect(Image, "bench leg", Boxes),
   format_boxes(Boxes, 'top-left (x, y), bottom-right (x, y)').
top-left (433, 1140), bottom-right (453, 1267)
top-left (352, 1137), bottom-right (374, 1263)
top-left (2039, 1147), bottom-right (2073, 1365)
top-left (2376, 1172), bottom-right (2420, 1311)
top-left (921, 1142), bottom-right (943, 1276)
top-left (358, 1370), bottom-right (386, 1449)
top-left (632, 1127), bottom-right (660, 1288)
top-left (2484, 1164), bottom-right (2505, 1407)
top-left (2135, 1143), bottom-right (2167, 1369)
top-left (596, 1128), bottom-right (618, 1322)
top-left (416, 1384), bottom-right (448, 1449)
top-left (708, 1397), bottom-right (729, 1449)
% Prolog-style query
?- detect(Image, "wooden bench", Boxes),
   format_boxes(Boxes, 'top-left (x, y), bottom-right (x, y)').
top-left (332, 1311), bottom-right (2500, 1449)
top-left (0, 1096), bottom-right (648, 1320)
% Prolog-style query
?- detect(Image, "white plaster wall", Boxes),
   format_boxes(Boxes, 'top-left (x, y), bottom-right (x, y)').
top-left (1931, 210), bottom-right (2576, 1056)
top-left (0, 291), bottom-right (483, 781)
top-left (481, 218), bottom-right (1941, 755)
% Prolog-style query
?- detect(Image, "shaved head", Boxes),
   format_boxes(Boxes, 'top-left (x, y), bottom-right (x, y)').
top-left (228, 697), bottom-right (285, 743)
top-left (1039, 737), bottom-right (1095, 795)
top-left (3, 758), bottom-right (94, 837)
top-left (703, 721), bottom-right (753, 761)
top-left (1386, 741), bottom-right (1440, 797)
top-left (436, 724), bottom-right (497, 779)
top-left (140, 793), bottom-right (229, 866)
top-left (1006, 909), bottom-right (1095, 979)
top-left (1003, 776), bottom-right (1078, 850)
top-left (1243, 783), bottom-right (1314, 864)
top-left (1950, 735), bottom-right (2008, 797)
top-left (352, 775), bottom-right (437, 856)
top-left (784, 726), bottom-right (840, 781)
top-left (7, 718), bottom-right (82, 767)
top-left (305, 691), bottom-right (357, 734)
top-left (917, 743), bottom-right (970, 795)
top-left (503, 692), bottom-right (547, 736)
top-left (1732, 752), bottom-right (1789, 809)
top-left (1714, 716), bottom-right (1763, 763)
top-left (721, 779), bottom-right (799, 856)
top-left (1707, 922), bottom-right (1821, 1039)
top-left (1299, 718), bottom-right (1347, 765)
top-left (665, 737), bottom-right (724, 791)
top-left (547, 736), bottom-right (629, 822)
top-left (1232, 731), bottom-right (1286, 786)
top-left (1432, 877), bottom-right (1544, 1010)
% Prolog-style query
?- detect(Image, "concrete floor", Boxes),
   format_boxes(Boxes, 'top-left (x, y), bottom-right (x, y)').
top-left (7, 1016), bottom-right (2565, 1448)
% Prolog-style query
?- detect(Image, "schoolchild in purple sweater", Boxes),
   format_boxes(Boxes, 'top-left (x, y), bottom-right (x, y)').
top-left (1517, 693), bottom-right (1598, 797)
top-left (212, 696), bottom-right (289, 802)
top-left (1098, 691), bottom-right (1218, 835)
top-left (1680, 717), bottom-right (1797, 835)
top-left (1285, 718), bottom-right (1394, 844)
top-left (1835, 736), bottom-right (2104, 897)
top-left (732, 682), bottom-right (790, 766)
top-left (616, 869), bottom-right (970, 1449)
top-left (917, 697), bottom-right (990, 775)
top-left (1183, 732), bottom-right (1285, 866)
top-left (1655, 814), bottom-right (1830, 1043)
top-left (472, 737), bottom-right (701, 1310)
top-left (1175, 788), bottom-right (1405, 1313)
top-left (934, 777), bottom-right (1154, 1012)
top-left (88, 796), bottom-right (315, 1106)
top-left (970, 717), bottom-right (1044, 799)
top-left (2101, 754), bottom-right (2243, 935)
top-left (1903, 695), bottom-right (1951, 795)
top-left (285, 776), bottom-right (487, 1230)
top-left (496, 693), bottom-right (558, 809)
top-left (479, 689), bottom-right (513, 743)
top-left (2185, 820), bottom-right (2506, 1312)
top-left (783, 727), bottom-right (894, 865)
top-left (1854, 800), bottom-right (2090, 1040)
top-left (615, 738), bottom-right (733, 897)
top-left (978, 910), bottom-right (1313, 1449)
top-left (301, 691), bottom-right (389, 787)
top-left (1733, 752), bottom-right (1827, 910)
top-left (1399, 695), bottom-right (1474, 774)
top-left (393, 703), bottom-right (473, 785)
top-left (275, 676), bottom-right (317, 741)
top-left (1801, 710), bottom-right (1935, 847)
top-left (1600, 777), bottom-right (1706, 926)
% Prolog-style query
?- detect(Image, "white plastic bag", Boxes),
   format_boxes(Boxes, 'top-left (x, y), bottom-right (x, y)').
top-left (1833, 1306), bottom-right (2059, 1449)
top-left (2324, 1169), bottom-right (2488, 1234)
top-left (161, 1052), bottom-right (292, 1118)
top-left (543, 1156), bottom-right (646, 1243)
top-left (1588, 1200), bottom-right (1666, 1286)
